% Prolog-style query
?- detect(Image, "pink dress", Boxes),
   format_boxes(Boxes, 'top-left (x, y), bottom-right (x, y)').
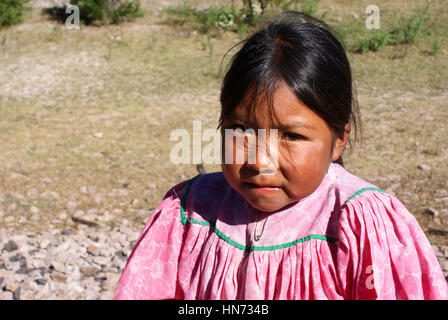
top-left (114, 163), bottom-right (448, 300)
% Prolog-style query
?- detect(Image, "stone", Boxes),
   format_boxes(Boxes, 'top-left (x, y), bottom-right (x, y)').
top-left (41, 177), bottom-right (53, 184)
top-left (86, 208), bottom-right (99, 216)
top-left (39, 239), bottom-right (50, 249)
top-left (7, 203), bottom-right (17, 213)
top-left (3, 240), bottom-right (18, 252)
top-left (51, 272), bottom-right (67, 283)
top-left (61, 229), bottom-right (72, 236)
top-left (426, 207), bottom-right (439, 218)
top-left (13, 287), bottom-right (20, 300)
top-left (0, 290), bottom-right (13, 300)
top-left (137, 209), bottom-right (153, 217)
top-left (80, 265), bottom-right (100, 277)
top-left (50, 261), bottom-right (66, 273)
top-left (27, 188), bottom-right (39, 198)
top-left (72, 211), bottom-right (99, 227)
top-left (92, 256), bottom-right (109, 266)
top-left (443, 246), bottom-right (448, 257)
top-left (30, 206), bottom-right (39, 215)
top-left (4, 216), bottom-right (15, 223)
top-left (418, 164), bottom-right (431, 171)
top-left (40, 191), bottom-right (60, 200)
top-left (93, 195), bottom-right (102, 205)
top-left (94, 272), bottom-right (108, 281)
top-left (65, 201), bottom-right (78, 212)
top-left (87, 244), bottom-right (99, 255)
top-left (4, 280), bottom-right (17, 292)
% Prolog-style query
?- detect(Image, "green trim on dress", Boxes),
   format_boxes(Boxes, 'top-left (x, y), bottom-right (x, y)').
top-left (344, 187), bottom-right (386, 205)
top-left (179, 176), bottom-right (339, 253)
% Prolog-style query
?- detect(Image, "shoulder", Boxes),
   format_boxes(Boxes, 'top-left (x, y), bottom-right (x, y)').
top-left (182, 172), bottom-right (245, 224)
top-left (152, 172), bottom-right (240, 227)
top-left (158, 172), bottom-right (228, 205)
top-left (330, 168), bottom-right (448, 299)
top-left (188, 171), bottom-right (231, 192)
top-left (332, 170), bottom-right (427, 259)
top-left (328, 163), bottom-right (420, 238)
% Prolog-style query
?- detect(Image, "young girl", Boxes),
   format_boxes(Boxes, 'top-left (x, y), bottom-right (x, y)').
top-left (114, 12), bottom-right (448, 300)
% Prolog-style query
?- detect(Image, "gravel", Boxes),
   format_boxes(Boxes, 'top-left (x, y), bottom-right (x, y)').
top-left (0, 219), bottom-right (140, 300)
top-left (0, 218), bottom-right (447, 300)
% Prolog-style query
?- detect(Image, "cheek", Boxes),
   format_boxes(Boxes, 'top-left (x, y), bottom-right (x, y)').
top-left (221, 163), bottom-right (241, 186)
top-left (279, 142), bottom-right (332, 177)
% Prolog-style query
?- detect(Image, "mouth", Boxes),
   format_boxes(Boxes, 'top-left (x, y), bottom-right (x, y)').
top-left (244, 182), bottom-right (281, 194)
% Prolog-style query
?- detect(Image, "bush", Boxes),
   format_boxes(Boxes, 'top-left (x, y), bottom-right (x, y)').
top-left (355, 29), bottom-right (390, 53)
top-left (69, 0), bottom-right (144, 25)
top-left (0, 0), bottom-right (30, 28)
top-left (340, 3), bottom-right (434, 54)
top-left (164, 0), bottom-right (322, 37)
top-left (389, 6), bottom-right (430, 46)
top-left (165, 4), bottom-right (239, 34)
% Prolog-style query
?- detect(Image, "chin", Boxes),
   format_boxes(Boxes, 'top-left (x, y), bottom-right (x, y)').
top-left (246, 199), bottom-right (290, 213)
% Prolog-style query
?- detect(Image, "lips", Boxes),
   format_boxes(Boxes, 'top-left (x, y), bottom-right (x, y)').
top-left (243, 181), bottom-right (282, 194)
top-left (246, 182), bottom-right (280, 189)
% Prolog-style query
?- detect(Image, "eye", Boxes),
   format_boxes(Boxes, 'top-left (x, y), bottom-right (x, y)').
top-left (283, 132), bottom-right (307, 141)
top-left (229, 124), bottom-right (249, 132)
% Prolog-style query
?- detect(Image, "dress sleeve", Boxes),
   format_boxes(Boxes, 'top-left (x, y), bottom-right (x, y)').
top-left (335, 190), bottom-right (448, 300)
top-left (113, 180), bottom-right (189, 300)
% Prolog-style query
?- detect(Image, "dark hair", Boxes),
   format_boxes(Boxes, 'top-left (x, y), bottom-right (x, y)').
top-left (219, 11), bottom-right (360, 165)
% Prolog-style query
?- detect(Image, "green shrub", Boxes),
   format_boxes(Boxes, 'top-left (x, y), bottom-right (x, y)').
top-left (163, 0), bottom-right (319, 36)
top-left (69, 0), bottom-right (144, 25)
top-left (0, 0), bottom-right (30, 28)
top-left (355, 29), bottom-right (390, 53)
top-left (389, 4), bottom-right (431, 45)
top-left (112, 0), bottom-right (144, 23)
top-left (431, 39), bottom-right (441, 56)
top-left (164, 4), bottom-right (239, 34)
top-left (343, 3), bottom-right (434, 54)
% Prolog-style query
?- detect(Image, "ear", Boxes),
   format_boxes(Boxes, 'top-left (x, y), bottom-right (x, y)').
top-left (331, 123), bottom-right (351, 161)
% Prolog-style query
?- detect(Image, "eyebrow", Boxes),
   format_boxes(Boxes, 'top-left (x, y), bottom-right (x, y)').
top-left (277, 121), bottom-right (315, 131)
top-left (225, 118), bottom-right (315, 131)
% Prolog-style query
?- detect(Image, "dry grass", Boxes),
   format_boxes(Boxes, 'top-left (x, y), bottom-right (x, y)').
top-left (0, 0), bottom-right (447, 245)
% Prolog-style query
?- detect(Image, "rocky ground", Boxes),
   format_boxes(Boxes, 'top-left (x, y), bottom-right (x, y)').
top-left (0, 218), bottom-right (141, 300)
top-left (1, 216), bottom-right (447, 300)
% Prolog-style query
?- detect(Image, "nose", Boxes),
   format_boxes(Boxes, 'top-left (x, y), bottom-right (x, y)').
top-left (246, 131), bottom-right (278, 175)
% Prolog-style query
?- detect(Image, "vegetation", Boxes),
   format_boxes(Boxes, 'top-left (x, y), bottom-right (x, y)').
top-left (43, 0), bottom-right (145, 26)
top-left (164, 0), bottom-right (320, 37)
top-left (164, 0), bottom-right (441, 56)
top-left (0, 0), bottom-right (30, 29)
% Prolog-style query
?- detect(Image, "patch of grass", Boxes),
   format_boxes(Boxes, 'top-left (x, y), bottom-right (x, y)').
top-left (163, 3), bottom-right (240, 35)
top-left (44, 0), bottom-right (145, 26)
top-left (422, 149), bottom-right (439, 156)
top-left (354, 29), bottom-right (390, 53)
top-left (337, 2), bottom-right (437, 54)
top-left (430, 39), bottom-right (441, 56)
top-left (0, 0), bottom-right (31, 28)
top-left (388, 4), bottom-right (431, 46)
top-left (162, 0), bottom-right (323, 37)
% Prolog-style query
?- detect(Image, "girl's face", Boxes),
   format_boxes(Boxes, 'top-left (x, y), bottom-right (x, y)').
top-left (221, 83), bottom-right (349, 212)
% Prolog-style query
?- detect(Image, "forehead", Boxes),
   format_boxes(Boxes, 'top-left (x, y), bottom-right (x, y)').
top-left (228, 83), bottom-right (326, 130)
